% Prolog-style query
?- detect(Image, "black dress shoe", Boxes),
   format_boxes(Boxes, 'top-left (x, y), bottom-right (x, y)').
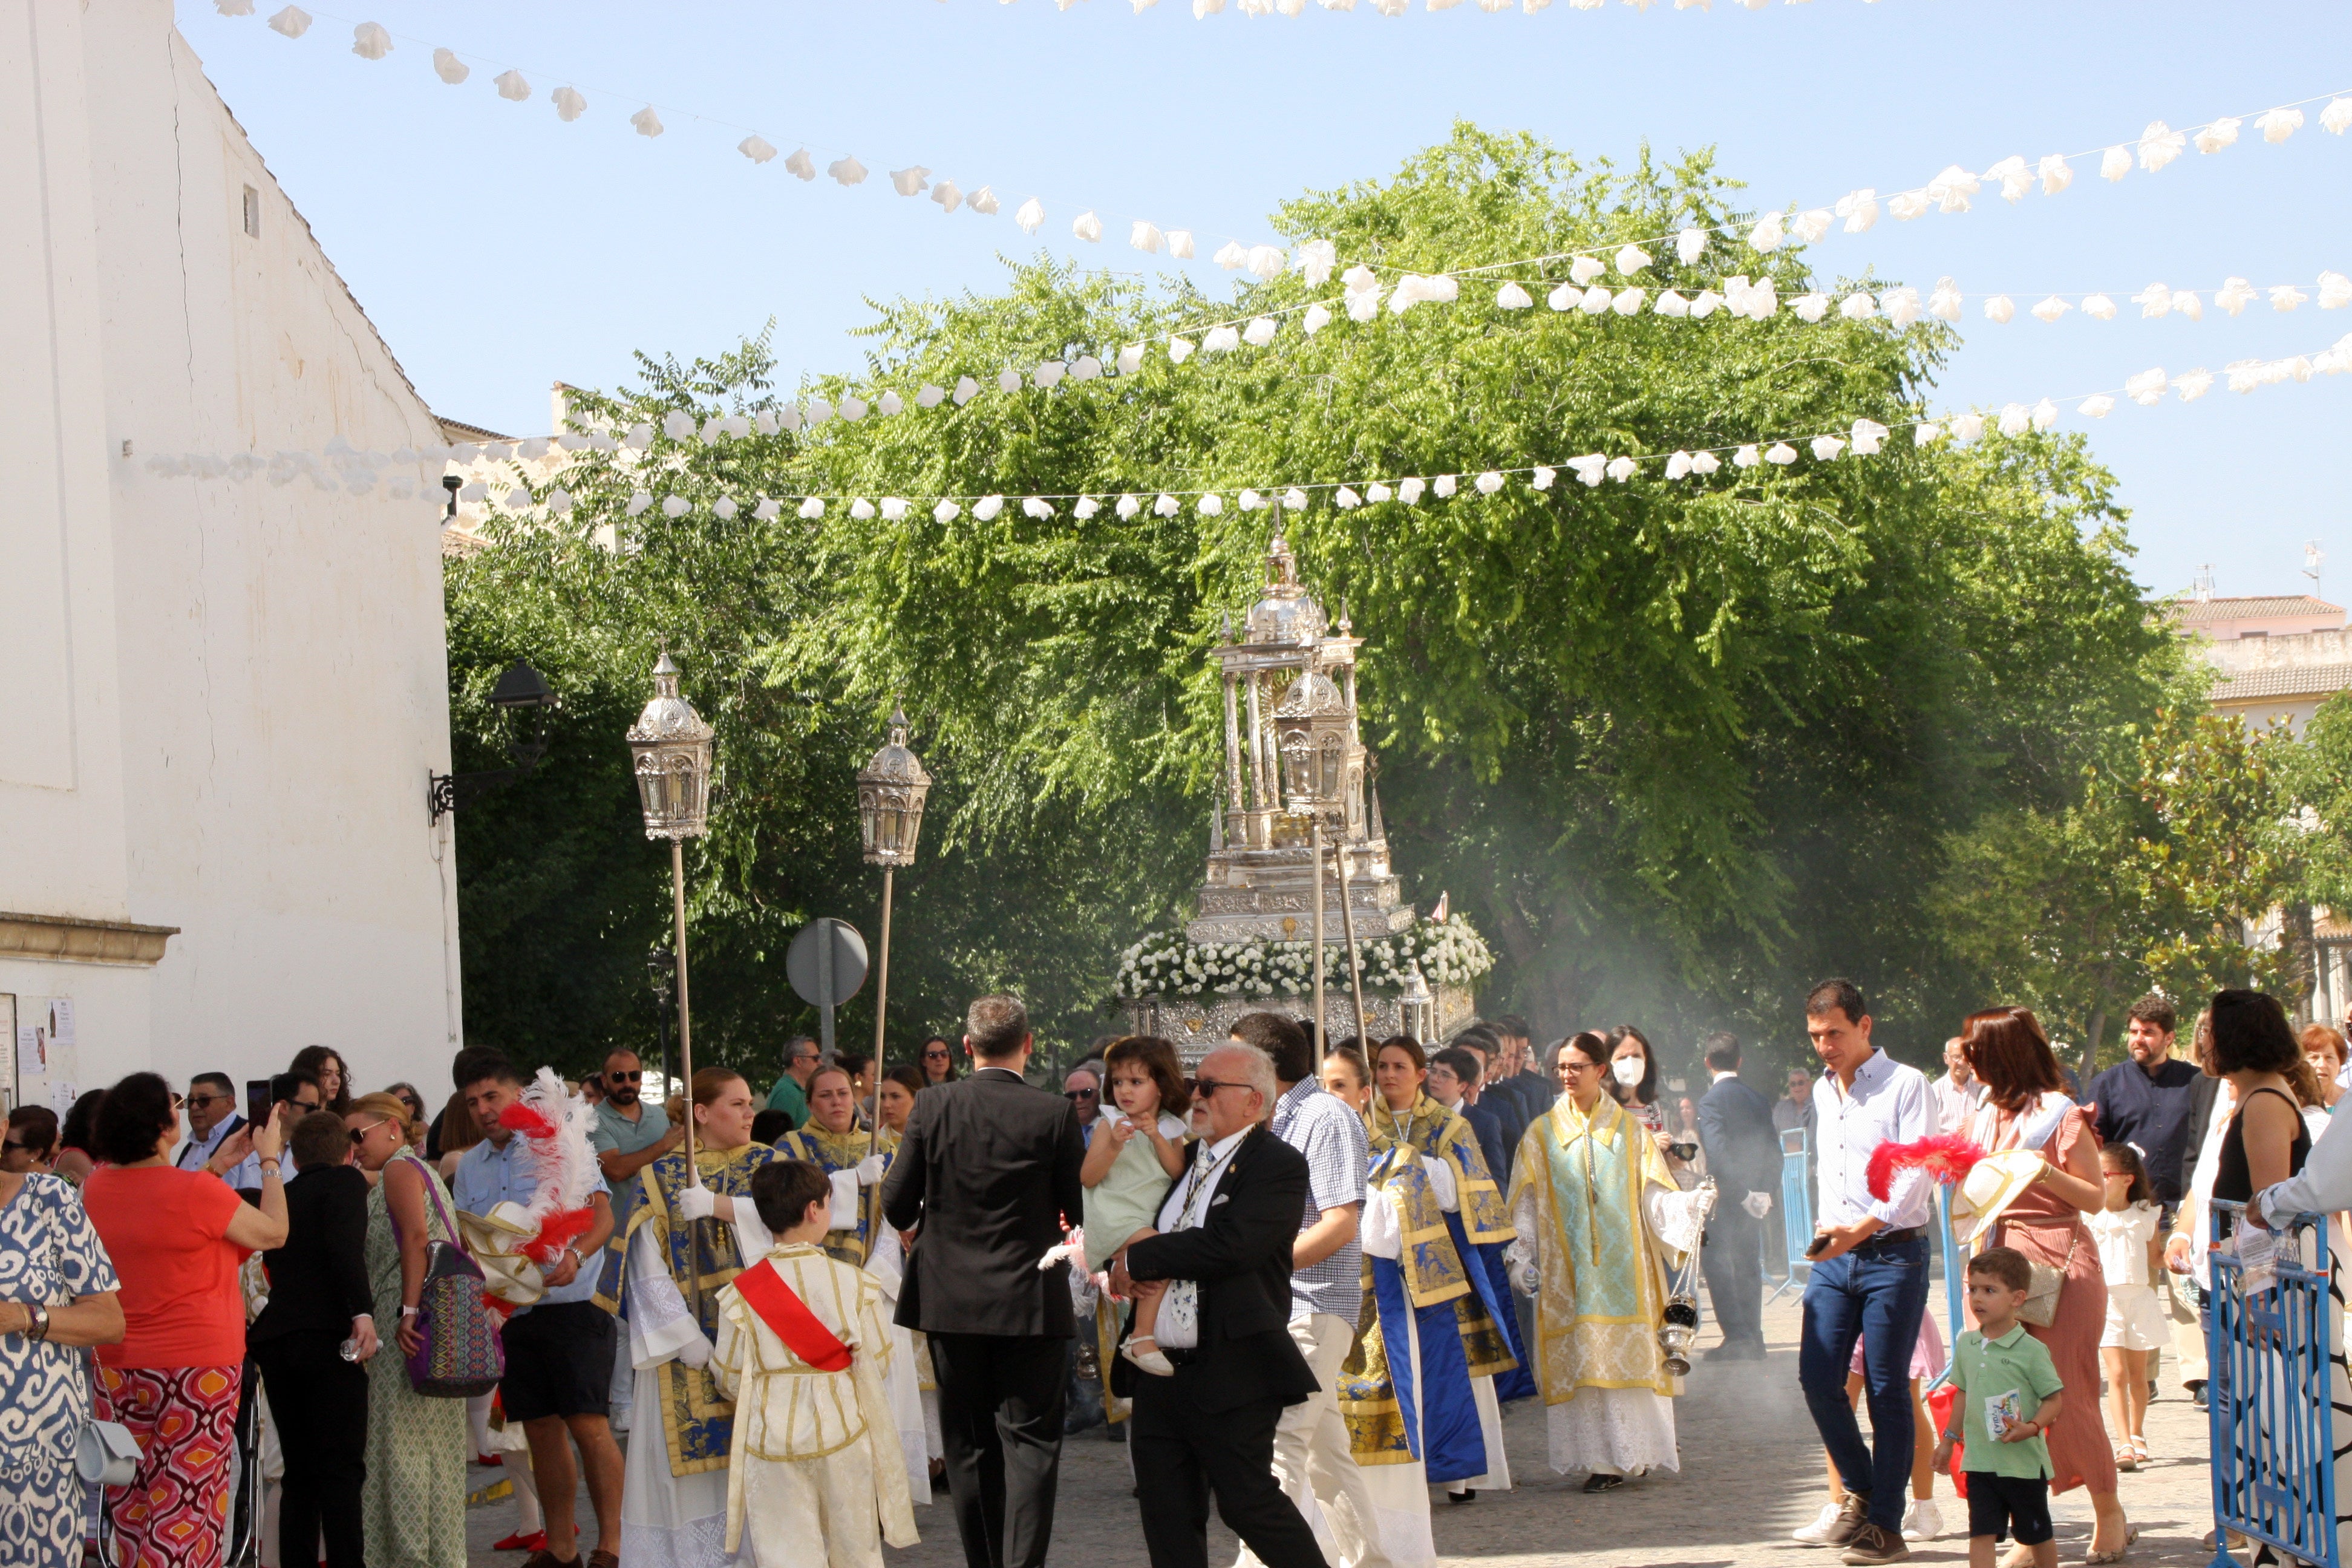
top-left (1583, 1472), bottom-right (1625, 1493)
top-left (1448, 1489), bottom-right (1477, 1505)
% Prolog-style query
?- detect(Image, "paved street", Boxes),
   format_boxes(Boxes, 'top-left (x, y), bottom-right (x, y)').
top-left (469, 1281), bottom-right (2221, 1566)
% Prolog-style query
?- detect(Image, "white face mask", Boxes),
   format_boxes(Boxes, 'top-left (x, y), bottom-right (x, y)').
top-left (1612, 1057), bottom-right (1645, 1088)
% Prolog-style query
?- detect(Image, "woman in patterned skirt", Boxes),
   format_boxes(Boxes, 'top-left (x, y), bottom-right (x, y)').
top-left (0, 1167), bottom-right (125, 1568)
top-left (347, 1092), bottom-right (470, 1568)
top-left (82, 1073), bottom-right (289, 1568)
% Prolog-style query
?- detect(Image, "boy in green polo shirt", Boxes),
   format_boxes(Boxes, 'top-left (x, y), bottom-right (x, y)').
top-left (1933, 1247), bottom-right (2068, 1568)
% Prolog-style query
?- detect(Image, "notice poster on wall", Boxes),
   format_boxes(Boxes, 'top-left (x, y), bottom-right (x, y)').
top-left (47, 998), bottom-right (74, 1048)
top-left (48, 1081), bottom-right (76, 1116)
top-left (0, 995), bottom-right (14, 1112)
top-left (16, 1021), bottom-right (45, 1083)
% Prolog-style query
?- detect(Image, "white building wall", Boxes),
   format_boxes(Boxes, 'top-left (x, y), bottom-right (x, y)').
top-left (0, 0), bottom-right (461, 1112)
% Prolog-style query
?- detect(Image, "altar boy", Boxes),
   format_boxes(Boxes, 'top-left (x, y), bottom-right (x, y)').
top-left (713, 1160), bottom-right (918, 1567)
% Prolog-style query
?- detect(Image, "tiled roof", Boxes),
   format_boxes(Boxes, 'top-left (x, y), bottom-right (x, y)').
top-left (2168, 594), bottom-right (2344, 624)
top-left (2209, 662), bottom-right (2352, 701)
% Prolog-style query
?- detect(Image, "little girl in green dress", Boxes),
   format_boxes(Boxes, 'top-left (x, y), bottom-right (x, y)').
top-left (1079, 1036), bottom-right (1192, 1374)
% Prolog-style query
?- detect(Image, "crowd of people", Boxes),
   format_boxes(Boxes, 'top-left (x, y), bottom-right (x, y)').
top-left (4, 979), bottom-right (2349, 1568)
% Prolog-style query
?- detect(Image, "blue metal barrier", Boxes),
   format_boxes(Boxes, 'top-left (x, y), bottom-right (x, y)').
top-left (2207, 1200), bottom-right (2338, 1568)
top-left (1767, 1127), bottom-right (1814, 1304)
top-left (1927, 1187), bottom-right (1965, 1389)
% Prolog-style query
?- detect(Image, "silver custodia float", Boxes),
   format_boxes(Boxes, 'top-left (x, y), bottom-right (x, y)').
top-left (1117, 529), bottom-right (1494, 1064)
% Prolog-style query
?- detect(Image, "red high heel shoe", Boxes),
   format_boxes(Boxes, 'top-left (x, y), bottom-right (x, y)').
top-left (491, 1531), bottom-right (547, 1553)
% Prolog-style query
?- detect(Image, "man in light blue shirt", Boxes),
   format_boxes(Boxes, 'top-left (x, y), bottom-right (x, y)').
top-left (450, 1050), bottom-right (620, 1568)
top-left (1792, 978), bottom-right (1936, 1565)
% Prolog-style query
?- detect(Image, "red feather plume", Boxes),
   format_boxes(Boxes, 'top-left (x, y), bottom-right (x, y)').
top-left (500, 1102), bottom-right (560, 1141)
top-left (519, 1206), bottom-right (596, 1267)
top-left (1866, 1134), bottom-right (1985, 1201)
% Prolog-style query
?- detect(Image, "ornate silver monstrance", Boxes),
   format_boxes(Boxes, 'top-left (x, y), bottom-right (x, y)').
top-left (1122, 532), bottom-right (1482, 1062)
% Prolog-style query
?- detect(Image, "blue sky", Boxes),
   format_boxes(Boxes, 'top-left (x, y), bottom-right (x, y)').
top-left (178, 1), bottom-right (2352, 599)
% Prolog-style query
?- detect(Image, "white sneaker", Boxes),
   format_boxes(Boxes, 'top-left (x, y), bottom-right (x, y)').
top-left (1792, 1502), bottom-right (1844, 1544)
top-left (1901, 1497), bottom-right (1942, 1541)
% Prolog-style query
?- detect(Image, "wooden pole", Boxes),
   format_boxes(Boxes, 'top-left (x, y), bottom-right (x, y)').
top-left (672, 839), bottom-right (701, 1318)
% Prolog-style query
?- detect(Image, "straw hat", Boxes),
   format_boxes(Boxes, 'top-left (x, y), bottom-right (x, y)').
top-left (457, 1201), bottom-right (546, 1308)
top-left (1949, 1151), bottom-right (2047, 1245)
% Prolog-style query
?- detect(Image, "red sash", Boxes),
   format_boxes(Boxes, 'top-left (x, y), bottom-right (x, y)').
top-left (733, 1259), bottom-right (854, 1372)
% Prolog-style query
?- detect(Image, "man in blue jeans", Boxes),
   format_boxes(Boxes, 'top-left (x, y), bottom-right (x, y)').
top-left (1794, 978), bottom-right (1935, 1566)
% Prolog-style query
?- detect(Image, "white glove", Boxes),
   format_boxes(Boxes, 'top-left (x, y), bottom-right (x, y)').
top-left (828, 1171), bottom-right (861, 1230)
top-left (676, 1330), bottom-right (715, 1370)
top-left (1361, 1190), bottom-right (1403, 1260)
top-left (678, 1185), bottom-right (717, 1222)
top-left (855, 1155), bottom-right (888, 1186)
top-left (1742, 1191), bottom-right (1772, 1220)
top-left (1511, 1261), bottom-right (1540, 1298)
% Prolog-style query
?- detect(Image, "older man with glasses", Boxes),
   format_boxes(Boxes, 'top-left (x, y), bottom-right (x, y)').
top-left (1063, 1065), bottom-right (1105, 1144)
top-left (175, 1071), bottom-right (249, 1178)
top-left (763, 1034), bottom-right (822, 1131)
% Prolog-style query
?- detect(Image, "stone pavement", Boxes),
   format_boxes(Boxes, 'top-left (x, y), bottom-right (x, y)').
top-left (468, 1285), bottom-right (2223, 1566)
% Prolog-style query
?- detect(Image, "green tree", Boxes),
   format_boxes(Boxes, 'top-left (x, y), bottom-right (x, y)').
top-left (446, 125), bottom-right (2176, 1082)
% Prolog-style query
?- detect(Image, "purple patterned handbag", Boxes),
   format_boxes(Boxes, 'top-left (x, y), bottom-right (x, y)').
top-left (399, 1158), bottom-right (506, 1397)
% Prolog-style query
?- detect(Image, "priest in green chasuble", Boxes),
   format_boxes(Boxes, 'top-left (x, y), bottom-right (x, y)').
top-left (617, 1068), bottom-right (777, 1568)
top-left (1506, 1030), bottom-right (1712, 1493)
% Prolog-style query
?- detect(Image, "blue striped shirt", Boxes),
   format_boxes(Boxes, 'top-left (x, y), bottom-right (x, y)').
top-left (1270, 1080), bottom-right (1368, 1322)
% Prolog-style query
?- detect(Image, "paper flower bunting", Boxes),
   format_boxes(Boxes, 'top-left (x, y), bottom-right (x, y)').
top-left (1792, 293), bottom-right (1830, 324)
top-left (1116, 345), bottom-right (1145, 375)
top-left (1654, 290), bottom-right (1691, 318)
top-left (1247, 246), bottom-right (1286, 281)
top-left (1665, 452), bottom-right (1693, 480)
top-left (1985, 156), bottom-right (2031, 203)
top-left (1334, 487), bottom-right (1362, 509)
top-left (1072, 210), bottom-right (1103, 243)
top-left (739, 135), bottom-right (777, 163)
top-left (1298, 240), bottom-right (1337, 285)
top-left (1690, 451), bottom-right (1722, 475)
top-left (554, 87), bottom-right (587, 123)
top-left (845, 499), bottom-right (873, 521)
top-left (934, 501), bottom-right (961, 524)
top-left (1366, 483), bottom-right (1393, 504)
top-left (1203, 325), bottom-right (1241, 354)
top-left (1746, 212), bottom-right (1785, 253)
top-left (1763, 443), bottom-right (1797, 466)
top-left (1791, 209), bottom-right (1832, 244)
top-left (661, 495), bottom-right (690, 518)
top-left (1214, 240), bottom-right (1248, 270)
top-left (1074, 498), bottom-right (1100, 518)
top-left (1605, 457), bottom-right (1636, 482)
top-left (1116, 494), bottom-right (1140, 520)
top-left (2037, 154), bottom-right (2074, 195)
top-left (1549, 283), bottom-right (1582, 312)
top-left (754, 499), bottom-right (781, 521)
top-left (2273, 284), bottom-right (2310, 312)
top-left (1888, 192), bottom-right (1930, 221)
top-left (712, 497), bottom-right (738, 520)
top-left (1022, 497), bottom-right (1055, 520)
top-left (1302, 304), bottom-right (1332, 335)
top-left (1532, 466), bottom-right (1556, 489)
top-left (351, 22), bottom-right (391, 59)
top-left (1676, 229), bottom-right (1710, 264)
top-left (1731, 445), bottom-right (1760, 469)
top-left (1851, 419), bottom-right (1890, 455)
top-left (829, 156), bottom-right (868, 186)
top-left (953, 376), bottom-right (980, 405)
top-left (1432, 475), bottom-right (1458, 498)
top-left (1983, 296), bottom-right (2016, 325)
top-left (1167, 230), bottom-right (1194, 258)
top-left (2125, 368), bottom-right (2169, 406)
top-left (877, 391), bottom-right (904, 415)
top-left (1612, 289), bottom-right (1646, 316)
top-left (2137, 121), bottom-right (2185, 172)
top-left (973, 495), bottom-right (1005, 521)
top-left (1496, 282), bottom-right (1533, 310)
top-left (1929, 279), bottom-right (1964, 322)
top-left (785, 148), bottom-right (815, 181)
top-left (495, 68), bottom-right (531, 102)
top-left (268, 5), bottom-right (312, 38)
top-left (1835, 189), bottom-right (1879, 234)
top-left (2132, 284), bottom-right (2172, 319)
top-left (2077, 394), bottom-right (2115, 419)
top-left (1168, 337), bottom-right (1195, 364)
top-left (1154, 494), bottom-right (1180, 518)
top-left (2099, 146), bottom-right (2131, 182)
top-left (1569, 456), bottom-right (1607, 486)
top-left (891, 167), bottom-right (931, 198)
top-left (1131, 221), bottom-right (1163, 253)
top-left (2195, 118), bottom-right (2242, 155)
top-left (2257, 108), bottom-right (2305, 144)
top-left (1840, 292), bottom-right (1878, 321)
top-left (1926, 166), bottom-right (1981, 213)
top-left (2325, 99), bottom-right (2352, 136)
top-left (1033, 361), bottom-right (1065, 388)
top-left (1399, 478), bottom-right (1426, 504)
top-left (2031, 398), bottom-right (2059, 431)
top-left (1242, 317), bottom-right (1278, 347)
top-left (932, 181), bottom-right (963, 214)
top-left (626, 492), bottom-right (653, 516)
top-left (1615, 244), bottom-right (1651, 276)
top-left (969, 186), bottom-right (1001, 215)
top-left (2174, 368), bottom-right (2215, 402)
top-left (799, 497), bottom-right (825, 520)
top-left (2031, 296), bottom-right (2069, 323)
top-left (1071, 355), bottom-right (1102, 381)
top-left (1810, 436), bottom-right (1845, 461)
top-left (2082, 293), bottom-right (2117, 321)
top-left (1569, 256), bottom-right (1606, 286)
top-left (1197, 494), bottom-right (1223, 517)
top-left (433, 47), bottom-right (468, 83)
top-left (1950, 413), bottom-right (1985, 442)
top-left (1282, 488), bottom-right (1308, 511)
top-left (995, 369), bottom-right (1022, 394)
top-left (2172, 292), bottom-right (2203, 321)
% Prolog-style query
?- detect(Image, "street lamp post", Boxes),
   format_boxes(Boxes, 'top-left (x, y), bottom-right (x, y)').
top-left (627, 652), bottom-right (716, 1313)
top-left (855, 705), bottom-right (932, 1166)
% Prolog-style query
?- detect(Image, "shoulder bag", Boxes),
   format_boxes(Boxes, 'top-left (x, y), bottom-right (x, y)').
top-left (1977, 1097), bottom-right (2077, 1328)
top-left (397, 1157), bottom-right (507, 1397)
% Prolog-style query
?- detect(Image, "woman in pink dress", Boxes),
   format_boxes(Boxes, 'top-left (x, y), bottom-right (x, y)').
top-left (1961, 1005), bottom-right (2134, 1564)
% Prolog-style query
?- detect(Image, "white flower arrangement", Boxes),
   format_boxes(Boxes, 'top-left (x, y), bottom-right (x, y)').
top-left (1112, 914), bottom-right (1494, 1000)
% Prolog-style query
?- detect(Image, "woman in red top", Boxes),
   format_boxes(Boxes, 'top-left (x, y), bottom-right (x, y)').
top-left (81, 1073), bottom-right (288, 1568)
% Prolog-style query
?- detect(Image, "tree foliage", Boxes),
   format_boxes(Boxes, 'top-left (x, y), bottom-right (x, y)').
top-left (446, 125), bottom-right (2175, 1082)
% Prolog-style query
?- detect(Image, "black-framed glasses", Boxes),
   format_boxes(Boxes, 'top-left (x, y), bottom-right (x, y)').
top-left (1192, 1078), bottom-right (1248, 1098)
top-left (607, 1070), bottom-right (643, 1082)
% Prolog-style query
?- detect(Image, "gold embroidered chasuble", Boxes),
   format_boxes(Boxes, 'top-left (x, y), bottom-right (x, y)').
top-left (628, 1142), bottom-right (777, 1478)
top-left (1507, 1089), bottom-right (1682, 1402)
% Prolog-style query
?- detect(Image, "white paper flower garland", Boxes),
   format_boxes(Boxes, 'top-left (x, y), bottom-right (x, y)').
top-left (136, 332), bottom-right (2352, 517)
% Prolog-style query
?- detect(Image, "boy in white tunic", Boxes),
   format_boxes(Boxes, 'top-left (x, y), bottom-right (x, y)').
top-left (713, 1160), bottom-right (919, 1568)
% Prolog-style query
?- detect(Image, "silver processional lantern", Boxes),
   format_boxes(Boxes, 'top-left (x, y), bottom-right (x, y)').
top-left (1399, 962), bottom-right (1436, 1047)
top-left (857, 706), bottom-right (932, 1173)
top-left (627, 651), bottom-right (716, 1308)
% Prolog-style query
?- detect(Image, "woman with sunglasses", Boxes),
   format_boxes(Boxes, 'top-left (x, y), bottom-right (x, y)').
top-left (916, 1034), bottom-right (958, 1088)
top-left (381, 1083), bottom-right (432, 1154)
top-left (345, 1092), bottom-right (470, 1568)
top-left (4, 1105), bottom-right (60, 1175)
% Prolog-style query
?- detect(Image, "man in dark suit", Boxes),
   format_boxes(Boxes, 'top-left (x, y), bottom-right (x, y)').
top-left (1109, 1042), bottom-right (1330, 1568)
top-left (1694, 1031), bottom-right (1780, 1361)
top-left (247, 1111), bottom-right (377, 1568)
top-left (881, 995), bottom-right (1087, 1568)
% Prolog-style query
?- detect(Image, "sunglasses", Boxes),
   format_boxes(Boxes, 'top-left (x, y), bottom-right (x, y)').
top-left (1063, 1088), bottom-right (1097, 1100)
top-left (347, 1117), bottom-right (390, 1145)
top-left (2, 1139), bottom-right (30, 1154)
top-left (185, 1093), bottom-right (230, 1108)
top-left (170, 1093), bottom-right (186, 1112)
top-left (1192, 1078), bottom-right (1248, 1098)
top-left (607, 1070), bottom-right (643, 1082)
top-left (923, 1048), bottom-right (951, 1059)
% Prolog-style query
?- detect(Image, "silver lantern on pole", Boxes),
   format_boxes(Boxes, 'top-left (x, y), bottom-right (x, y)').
top-left (627, 651), bottom-right (716, 1311)
top-left (1399, 962), bottom-right (1435, 1046)
top-left (856, 705), bottom-right (931, 1173)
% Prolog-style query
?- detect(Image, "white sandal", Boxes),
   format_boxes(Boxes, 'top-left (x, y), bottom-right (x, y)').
top-left (1122, 1335), bottom-right (1175, 1377)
